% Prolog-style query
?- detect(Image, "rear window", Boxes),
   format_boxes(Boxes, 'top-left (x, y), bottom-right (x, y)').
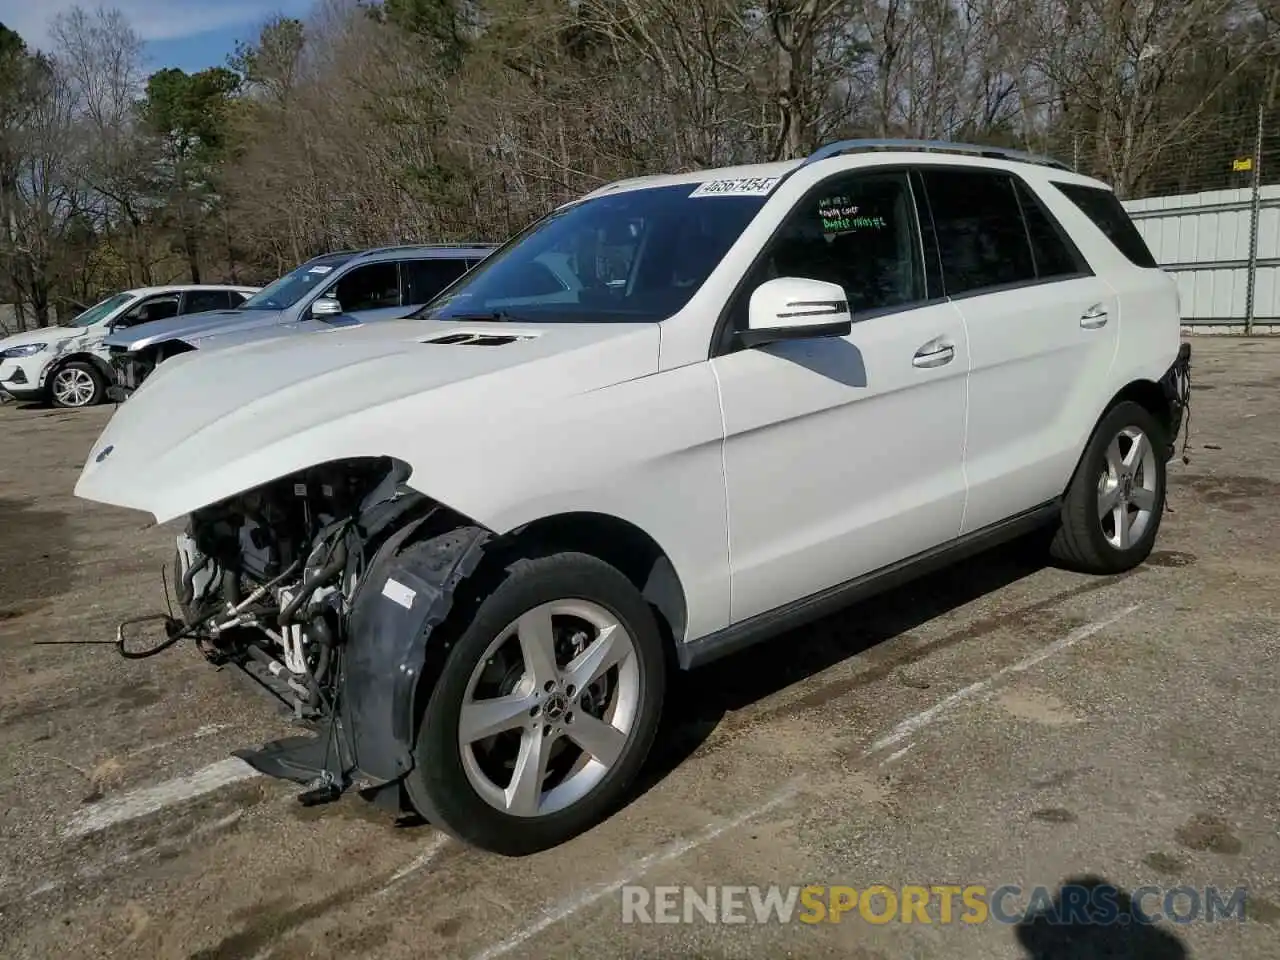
top-left (1051, 182), bottom-right (1158, 268)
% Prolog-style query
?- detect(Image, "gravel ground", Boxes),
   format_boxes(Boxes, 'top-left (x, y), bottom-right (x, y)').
top-left (1, 335), bottom-right (1278, 960)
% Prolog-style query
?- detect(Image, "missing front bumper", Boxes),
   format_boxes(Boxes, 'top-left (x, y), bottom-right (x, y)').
top-left (1160, 342), bottom-right (1192, 461)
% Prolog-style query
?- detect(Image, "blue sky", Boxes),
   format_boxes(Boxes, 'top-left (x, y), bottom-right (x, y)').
top-left (1, 1), bottom-right (315, 72)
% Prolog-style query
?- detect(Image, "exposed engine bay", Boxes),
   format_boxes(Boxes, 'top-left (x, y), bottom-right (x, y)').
top-left (122, 456), bottom-right (492, 807)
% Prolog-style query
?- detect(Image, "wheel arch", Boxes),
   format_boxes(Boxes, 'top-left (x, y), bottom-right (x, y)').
top-left (45, 351), bottom-right (113, 386)
top-left (496, 511), bottom-right (689, 651)
top-left (408, 510), bottom-right (689, 739)
top-left (341, 505), bottom-right (689, 786)
top-left (1064, 378), bottom-right (1173, 497)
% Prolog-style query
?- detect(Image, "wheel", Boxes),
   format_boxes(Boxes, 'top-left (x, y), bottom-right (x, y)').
top-left (406, 551), bottom-right (666, 856)
top-left (1050, 400), bottom-right (1166, 574)
top-left (49, 361), bottom-right (105, 408)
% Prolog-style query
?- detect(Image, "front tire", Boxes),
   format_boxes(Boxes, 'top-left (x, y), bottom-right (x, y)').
top-left (406, 551), bottom-right (666, 856)
top-left (1051, 400), bottom-right (1167, 574)
top-left (49, 361), bottom-right (105, 408)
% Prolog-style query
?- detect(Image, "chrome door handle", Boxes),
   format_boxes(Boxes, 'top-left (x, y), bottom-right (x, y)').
top-left (913, 341), bottom-right (955, 368)
top-left (1080, 304), bottom-right (1109, 329)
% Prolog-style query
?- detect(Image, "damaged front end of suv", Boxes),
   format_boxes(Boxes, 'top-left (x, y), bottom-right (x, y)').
top-left (152, 456), bottom-right (491, 809)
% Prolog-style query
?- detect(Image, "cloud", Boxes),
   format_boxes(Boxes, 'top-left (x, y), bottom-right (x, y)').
top-left (0, 1), bottom-right (312, 52)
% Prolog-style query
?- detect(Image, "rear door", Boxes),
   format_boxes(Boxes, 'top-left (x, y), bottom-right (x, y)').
top-left (917, 166), bottom-right (1120, 534)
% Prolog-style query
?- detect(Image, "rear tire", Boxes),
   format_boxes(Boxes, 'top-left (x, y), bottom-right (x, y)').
top-left (49, 361), bottom-right (105, 408)
top-left (405, 551), bottom-right (666, 856)
top-left (1050, 401), bottom-right (1167, 574)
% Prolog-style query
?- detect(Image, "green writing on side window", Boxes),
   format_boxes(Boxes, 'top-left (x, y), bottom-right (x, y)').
top-left (822, 215), bottom-right (887, 232)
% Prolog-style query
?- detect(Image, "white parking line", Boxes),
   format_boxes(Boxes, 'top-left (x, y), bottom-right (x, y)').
top-left (129, 723), bottom-right (230, 757)
top-left (380, 833), bottom-right (451, 893)
top-left (469, 780), bottom-right (802, 960)
top-left (61, 757), bottom-right (261, 838)
top-left (865, 603), bottom-right (1142, 756)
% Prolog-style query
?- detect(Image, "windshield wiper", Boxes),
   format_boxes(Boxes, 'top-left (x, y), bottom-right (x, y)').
top-left (441, 311), bottom-right (524, 323)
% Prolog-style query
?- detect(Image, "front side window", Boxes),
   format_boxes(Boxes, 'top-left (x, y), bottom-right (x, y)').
top-left (401, 258), bottom-right (468, 305)
top-left (736, 170), bottom-right (926, 321)
top-left (329, 262), bottom-right (401, 312)
top-left (421, 183), bottom-right (768, 323)
top-left (118, 294), bottom-right (180, 327)
top-left (921, 169), bottom-right (1037, 295)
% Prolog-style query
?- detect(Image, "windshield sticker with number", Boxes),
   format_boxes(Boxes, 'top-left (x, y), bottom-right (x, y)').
top-left (689, 176), bottom-right (782, 198)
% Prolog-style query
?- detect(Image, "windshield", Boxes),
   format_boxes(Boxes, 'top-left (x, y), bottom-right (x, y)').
top-left (69, 292), bottom-right (136, 327)
top-left (420, 183), bottom-right (769, 323)
top-left (239, 254), bottom-right (354, 310)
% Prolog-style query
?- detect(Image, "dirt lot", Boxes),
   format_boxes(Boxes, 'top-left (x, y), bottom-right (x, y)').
top-left (1, 336), bottom-right (1279, 960)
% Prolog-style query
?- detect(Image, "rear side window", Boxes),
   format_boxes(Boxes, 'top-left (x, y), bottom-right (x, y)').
top-left (1013, 180), bottom-right (1091, 278)
top-left (1051, 182), bottom-right (1158, 268)
top-left (181, 290), bottom-right (231, 314)
top-left (228, 291), bottom-right (249, 307)
top-left (920, 169), bottom-right (1036, 295)
top-left (401, 259), bottom-right (469, 305)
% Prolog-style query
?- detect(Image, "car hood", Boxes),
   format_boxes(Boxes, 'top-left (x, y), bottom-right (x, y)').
top-left (189, 313), bottom-right (392, 353)
top-left (76, 318), bottom-right (662, 523)
top-left (0, 325), bottom-right (80, 350)
top-left (103, 308), bottom-right (286, 351)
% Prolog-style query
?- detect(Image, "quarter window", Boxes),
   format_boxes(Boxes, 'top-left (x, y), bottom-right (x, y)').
top-left (743, 170), bottom-right (926, 319)
top-left (920, 169), bottom-right (1036, 295)
top-left (1051, 181), bottom-right (1158, 268)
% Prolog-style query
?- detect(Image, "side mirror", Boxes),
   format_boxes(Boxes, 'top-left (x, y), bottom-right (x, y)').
top-left (311, 297), bottom-right (343, 319)
top-left (739, 277), bottom-right (852, 348)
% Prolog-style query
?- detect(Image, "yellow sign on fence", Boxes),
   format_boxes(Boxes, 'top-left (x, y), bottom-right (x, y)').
top-left (1233, 157), bottom-right (1254, 172)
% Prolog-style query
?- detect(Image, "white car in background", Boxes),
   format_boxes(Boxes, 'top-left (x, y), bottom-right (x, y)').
top-left (0, 284), bottom-right (258, 408)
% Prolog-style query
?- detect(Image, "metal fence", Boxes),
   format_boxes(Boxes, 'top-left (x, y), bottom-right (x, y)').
top-left (1068, 102), bottom-right (1279, 332)
top-left (1122, 185), bottom-right (1279, 331)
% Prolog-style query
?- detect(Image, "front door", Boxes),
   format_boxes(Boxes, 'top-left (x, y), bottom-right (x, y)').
top-left (712, 168), bottom-right (970, 624)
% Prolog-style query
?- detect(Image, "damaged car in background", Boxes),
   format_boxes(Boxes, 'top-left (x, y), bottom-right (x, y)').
top-left (75, 139), bottom-right (1190, 856)
top-left (104, 243), bottom-right (495, 398)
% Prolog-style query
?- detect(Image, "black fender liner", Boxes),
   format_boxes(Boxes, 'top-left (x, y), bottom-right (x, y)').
top-left (233, 520), bottom-right (491, 794)
top-left (340, 523), bottom-right (491, 782)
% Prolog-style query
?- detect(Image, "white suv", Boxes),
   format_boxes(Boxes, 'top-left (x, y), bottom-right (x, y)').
top-left (0, 284), bottom-right (257, 408)
top-left (74, 140), bottom-right (1190, 856)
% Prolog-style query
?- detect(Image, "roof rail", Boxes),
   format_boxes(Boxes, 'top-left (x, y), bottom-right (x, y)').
top-left (357, 243), bottom-right (499, 257)
top-left (803, 138), bottom-right (1069, 171)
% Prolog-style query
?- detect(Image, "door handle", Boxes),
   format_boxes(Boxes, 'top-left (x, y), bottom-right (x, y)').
top-left (913, 340), bottom-right (955, 368)
top-left (1080, 304), bottom-right (1109, 329)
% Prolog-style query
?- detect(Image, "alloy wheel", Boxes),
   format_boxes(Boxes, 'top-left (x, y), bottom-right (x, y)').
top-left (52, 367), bottom-right (97, 407)
top-left (458, 599), bottom-right (640, 819)
top-left (1096, 425), bottom-right (1157, 550)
